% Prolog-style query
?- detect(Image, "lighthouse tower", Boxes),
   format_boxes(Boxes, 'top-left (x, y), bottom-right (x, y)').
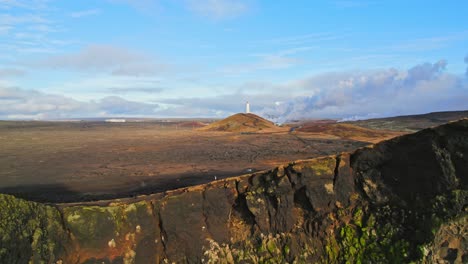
top-left (245, 101), bottom-right (250, 113)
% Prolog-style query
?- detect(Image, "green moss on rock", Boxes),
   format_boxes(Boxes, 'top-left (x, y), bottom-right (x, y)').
top-left (62, 206), bottom-right (118, 249)
top-left (0, 194), bottom-right (67, 264)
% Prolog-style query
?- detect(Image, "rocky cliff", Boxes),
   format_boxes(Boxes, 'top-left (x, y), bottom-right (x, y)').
top-left (1, 119), bottom-right (467, 263)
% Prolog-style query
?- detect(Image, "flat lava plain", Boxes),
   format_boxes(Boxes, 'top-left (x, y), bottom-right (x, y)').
top-left (1, 110), bottom-right (465, 203)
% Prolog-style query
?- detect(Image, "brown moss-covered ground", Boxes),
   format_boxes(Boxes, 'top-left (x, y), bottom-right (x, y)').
top-left (294, 121), bottom-right (404, 143)
top-left (0, 119), bottom-right (370, 203)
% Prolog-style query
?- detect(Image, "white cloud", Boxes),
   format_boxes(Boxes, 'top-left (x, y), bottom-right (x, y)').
top-left (129, 60), bottom-right (468, 119)
top-left (186, 0), bottom-right (250, 19)
top-left (70, 9), bottom-right (101, 18)
top-left (2, 59), bottom-right (466, 120)
top-left (259, 60), bottom-right (468, 122)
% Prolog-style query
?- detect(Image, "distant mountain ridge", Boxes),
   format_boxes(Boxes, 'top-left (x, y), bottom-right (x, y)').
top-left (347, 110), bottom-right (468, 132)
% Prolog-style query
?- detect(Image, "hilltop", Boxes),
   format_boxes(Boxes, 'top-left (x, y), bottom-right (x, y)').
top-left (199, 113), bottom-right (284, 132)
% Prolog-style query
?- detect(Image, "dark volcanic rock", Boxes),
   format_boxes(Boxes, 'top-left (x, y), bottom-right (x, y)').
top-left (352, 119), bottom-right (467, 204)
top-left (0, 119), bottom-right (467, 263)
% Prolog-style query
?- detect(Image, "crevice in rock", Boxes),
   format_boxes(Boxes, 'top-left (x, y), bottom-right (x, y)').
top-left (333, 155), bottom-right (341, 188)
top-left (294, 187), bottom-right (314, 212)
top-left (284, 167), bottom-right (296, 190)
top-left (155, 203), bottom-right (167, 255)
top-left (56, 207), bottom-right (72, 239)
top-left (201, 187), bottom-right (211, 236)
top-left (267, 193), bottom-right (279, 211)
top-left (233, 180), bottom-right (257, 228)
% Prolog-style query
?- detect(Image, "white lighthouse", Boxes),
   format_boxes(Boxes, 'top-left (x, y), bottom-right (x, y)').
top-left (245, 101), bottom-right (250, 113)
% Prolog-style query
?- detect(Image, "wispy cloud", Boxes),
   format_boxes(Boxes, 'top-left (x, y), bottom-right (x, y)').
top-left (105, 0), bottom-right (160, 12)
top-left (221, 55), bottom-right (299, 75)
top-left (42, 75), bottom-right (164, 99)
top-left (0, 68), bottom-right (26, 77)
top-left (35, 45), bottom-right (169, 77)
top-left (0, 13), bottom-right (50, 26)
top-left (70, 9), bottom-right (101, 18)
top-left (465, 55), bottom-right (468, 77)
top-left (221, 46), bottom-right (314, 74)
top-left (0, 0), bottom-right (50, 10)
top-left (0, 1), bottom-right (69, 54)
top-left (252, 32), bottom-right (343, 47)
top-left (0, 25), bottom-right (12, 34)
top-left (333, 1), bottom-right (374, 8)
top-left (386, 31), bottom-right (468, 52)
top-left (186, 0), bottom-right (251, 19)
top-left (108, 87), bottom-right (164, 94)
top-left (105, 0), bottom-right (252, 19)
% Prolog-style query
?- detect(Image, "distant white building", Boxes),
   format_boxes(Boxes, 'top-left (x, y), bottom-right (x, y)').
top-left (246, 101), bottom-right (250, 113)
top-left (105, 119), bottom-right (126, 123)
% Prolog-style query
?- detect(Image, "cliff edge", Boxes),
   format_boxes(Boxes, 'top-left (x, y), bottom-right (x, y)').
top-left (0, 119), bottom-right (467, 263)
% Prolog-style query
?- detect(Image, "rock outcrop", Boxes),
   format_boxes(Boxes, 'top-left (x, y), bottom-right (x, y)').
top-left (1, 119), bottom-right (467, 263)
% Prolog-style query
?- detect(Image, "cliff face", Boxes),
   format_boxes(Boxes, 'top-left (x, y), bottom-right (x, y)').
top-left (1, 120), bottom-right (467, 264)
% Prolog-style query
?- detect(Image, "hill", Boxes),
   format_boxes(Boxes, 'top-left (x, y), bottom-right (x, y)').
top-left (295, 121), bottom-right (404, 143)
top-left (199, 113), bottom-right (282, 132)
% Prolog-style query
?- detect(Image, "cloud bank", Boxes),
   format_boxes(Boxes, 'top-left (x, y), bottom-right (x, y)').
top-left (260, 60), bottom-right (467, 122)
top-left (1, 60), bottom-right (466, 120)
top-left (0, 86), bottom-right (160, 120)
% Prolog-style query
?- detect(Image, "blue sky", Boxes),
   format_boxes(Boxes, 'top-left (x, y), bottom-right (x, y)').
top-left (0, 0), bottom-right (467, 120)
